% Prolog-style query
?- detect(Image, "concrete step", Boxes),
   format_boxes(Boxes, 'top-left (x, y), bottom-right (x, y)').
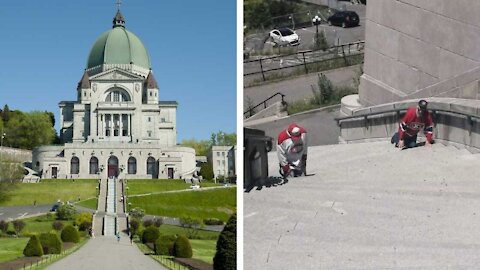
top-left (248, 141), bottom-right (480, 269)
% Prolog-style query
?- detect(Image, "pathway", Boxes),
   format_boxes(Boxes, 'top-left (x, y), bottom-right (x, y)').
top-left (45, 235), bottom-right (166, 270)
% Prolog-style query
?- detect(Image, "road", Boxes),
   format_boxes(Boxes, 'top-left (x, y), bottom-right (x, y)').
top-left (0, 205), bottom-right (52, 220)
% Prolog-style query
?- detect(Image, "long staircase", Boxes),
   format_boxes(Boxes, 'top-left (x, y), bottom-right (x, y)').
top-left (103, 178), bottom-right (117, 236)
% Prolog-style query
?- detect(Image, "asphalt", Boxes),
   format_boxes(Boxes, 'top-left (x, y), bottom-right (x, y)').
top-left (244, 141), bottom-right (480, 269)
top-left (45, 234), bottom-right (166, 270)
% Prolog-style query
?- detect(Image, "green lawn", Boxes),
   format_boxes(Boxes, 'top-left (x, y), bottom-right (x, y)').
top-left (0, 238), bottom-right (29, 263)
top-left (0, 179), bottom-right (98, 206)
top-left (159, 224), bottom-right (219, 240)
top-left (128, 187), bottom-right (236, 221)
top-left (191, 239), bottom-right (217, 264)
top-left (76, 198), bottom-right (97, 210)
top-left (126, 179), bottom-right (221, 196)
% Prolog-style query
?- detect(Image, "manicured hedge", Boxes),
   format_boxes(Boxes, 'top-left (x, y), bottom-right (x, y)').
top-left (142, 226), bottom-right (160, 244)
top-left (154, 235), bottom-right (176, 255)
top-left (39, 232), bottom-right (62, 254)
top-left (23, 235), bottom-right (43, 257)
top-left (213, 213), bottom-right (236, 270)
top-left (173, 235), bottom-right (192, 258)
top-left (61, 225), bottom-right (80, 243)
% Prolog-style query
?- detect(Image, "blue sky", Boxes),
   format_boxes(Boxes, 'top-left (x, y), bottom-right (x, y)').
top-left (0, 1), bottom-right (237, 142)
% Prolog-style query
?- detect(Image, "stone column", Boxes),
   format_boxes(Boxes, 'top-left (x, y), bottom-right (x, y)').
top-left (127, 114), bottom-right (131, 137)
top-left (110, 114), bottom-right (113, 137)
top-left (120, 114), bottom-right (124, 137)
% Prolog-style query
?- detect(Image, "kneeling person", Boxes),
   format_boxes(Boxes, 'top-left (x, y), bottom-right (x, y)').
top-left (277, 123), bottom-right (308, 177)
top-left (391, 99), bottom-right (434, 149)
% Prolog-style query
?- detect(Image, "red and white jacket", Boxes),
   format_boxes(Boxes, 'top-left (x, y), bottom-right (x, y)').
top-left (276, 126), bottom-right (308, 167)
top-left (398, 107), bottom-right (434, 143)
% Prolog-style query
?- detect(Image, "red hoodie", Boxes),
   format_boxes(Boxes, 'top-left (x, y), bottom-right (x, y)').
top-left (398, 107), bottom-right (434, 142)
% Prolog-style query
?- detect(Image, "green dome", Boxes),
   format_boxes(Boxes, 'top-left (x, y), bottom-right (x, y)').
top-left (87, 25), bottom-right (151, 70)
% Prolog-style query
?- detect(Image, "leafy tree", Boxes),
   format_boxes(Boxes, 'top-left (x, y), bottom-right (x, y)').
top-left (2, 105), bottom-right (10, 122)
top-left (213, 213), bottom-right (237, 270)
top-left (180, 138), bottom-right (211, 156)
top-left (129, 218), bottom-right (140, 235)
top-left (74, 212), bottom-right (92, 227)
top-left (56, 204), bottom-right (77, 220)
top-left (12, 220), bottom-right (25, 236)
top-left (0, 220), bottom-right (9, 234)
top-left (200, 163), bottom-right (214, 180)
top-left (23, 235), bottom-right (43, 257)
top-left (129, 207), bottom-right (145, 220)
top-left (142, 226), bottom-right (160, 243)
top-left (0, 161), bottom-right (23, 203)
top-left (173, 235), bottom-right (193, 258)
top-left (211, 132), bottom-right (236, 146)
top-left (154, 218), bottom-right (163, 228)
top-left (179, 216), bottom-right (203, 238)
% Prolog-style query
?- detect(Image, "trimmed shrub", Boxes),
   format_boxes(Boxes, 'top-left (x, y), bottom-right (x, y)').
top-left (61, 225), bottom-right (80, 243)
top-left (213, 213), bottom-right (236, 270)
top-left (204, 218), bottom-right (224, 226)
top-left (56, 204), bottom-right (77, 220)
top-left (23, 235), bottom-right (43, 257)
top-left (79, 221), bottom-right (92, 232)
top-left (0, 220), bottom-right (9, 234)
top-left (154, 218), bottom-right (163, 228)
top-left (52, 221), bottom-right (64, 231)
top-left (173, 235), bottom-right (192, 258)
top-left (154, 235), bottom-right (176, 256)
top-left (143, 219), bottom-right (153, 228)
top-left (74, 212), bottom-right (92, 228)
top-left (12, 220), bottom-right (25, 236)
top-left (142, 226), bottom-right (160, 244)
top-left (39, 232), bottom-right (62, 254)
top-left (129, 218), bottom-right (140, 235)
top-left (129, 208), bottom-right (145, 220)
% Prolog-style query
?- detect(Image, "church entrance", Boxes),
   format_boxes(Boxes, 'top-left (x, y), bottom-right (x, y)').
top-left (108, 156), bottom-right (119, 178)
top-left (167, 167), bottom-right (174, 179)
top-left (51, 167), bottom-right (58, 179)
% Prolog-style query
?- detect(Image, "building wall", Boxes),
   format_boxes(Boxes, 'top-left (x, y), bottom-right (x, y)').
top-left (210, 146), bottom-right (235, 180)
top-left (359, 0), bottom-right (480, 106)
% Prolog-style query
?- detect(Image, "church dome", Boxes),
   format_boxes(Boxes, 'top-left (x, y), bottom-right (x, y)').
top-left (86, 11), bottom-right (151, 73)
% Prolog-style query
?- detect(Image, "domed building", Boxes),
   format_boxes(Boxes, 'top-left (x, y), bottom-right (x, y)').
top-left (32, 10), bottom-right (196, 180)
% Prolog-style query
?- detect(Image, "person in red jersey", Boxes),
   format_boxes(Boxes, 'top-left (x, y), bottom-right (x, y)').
top-left (277, 123), bottom-right (308, 177)
top-left (391, 99), bottom-right (434, 149)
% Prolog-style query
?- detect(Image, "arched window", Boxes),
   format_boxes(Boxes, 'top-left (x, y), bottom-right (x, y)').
top-left (128, 157), bottom-right (137, 174)
top-left (146, 157), bottom-right (156, 175)
top-left (89, 157), bottom-right (99, 174)
top-left (105, 88), bottom-right (131, 102)
top-left (71, 157), bottom-right (80, 174)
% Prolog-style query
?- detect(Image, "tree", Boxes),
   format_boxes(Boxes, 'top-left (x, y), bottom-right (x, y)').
top-left (56, 204), bottom-right (77, 220)
top-left (129, 218), bottom-right (140, 236)
top-left (2, 105), bottom-right (9, 122)
top-left (129, 207), bottom-right (145, 220)
top-left (211, 132), bottom-right (236, 146)
top-left (200, 163), bottom-right (214, 180)
top-left (173, 235), bottom-right (193, 258)
top-left (314, 30), bottom-right (328, 51)
top-left (213, 213), bottom-right (237, 270)
top-left (61, 225), bottom-right (80, 243)
top-left (180, 138), bottom-right (211, 156)
top-left (12, 220), bottom-right (25, 236)
top-left (0, 160), bottom-right (23, 203)
top-left (0, 220), bottom-right (9, 234)
top-left (179, 216), bottom-right (203, 238)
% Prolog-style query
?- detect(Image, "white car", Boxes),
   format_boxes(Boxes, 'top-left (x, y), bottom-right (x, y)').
top-left (269, 28), bottom-right (300, 46)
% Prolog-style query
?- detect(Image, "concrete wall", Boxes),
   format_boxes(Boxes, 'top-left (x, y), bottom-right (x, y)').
top-left (360, 0), bottom-right (480, 106)
top-left (339, 98), bottom-right (480, 152)
top-left (0, 146), bottom-right (32, 162)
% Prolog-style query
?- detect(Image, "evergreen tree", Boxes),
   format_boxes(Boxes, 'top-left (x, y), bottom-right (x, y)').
top-left (213, 213), bottom-right (236, 270)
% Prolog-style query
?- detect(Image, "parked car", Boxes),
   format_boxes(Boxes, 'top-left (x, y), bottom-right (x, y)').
top-left (269, 28), bottom-right (300, 46)
top-left (50, 203), bottom-right (60, 212)
top-left (327, 11), bottom-right (360, 28)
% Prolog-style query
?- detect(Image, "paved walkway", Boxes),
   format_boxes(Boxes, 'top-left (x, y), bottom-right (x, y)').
top-left (45, 234), bottom-right (166, 270)
top-left (245, 142), bottom-right (480, 269)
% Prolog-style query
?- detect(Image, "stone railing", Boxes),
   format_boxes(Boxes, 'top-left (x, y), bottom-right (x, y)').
top-left (337, 98), bottom-right (480, 152)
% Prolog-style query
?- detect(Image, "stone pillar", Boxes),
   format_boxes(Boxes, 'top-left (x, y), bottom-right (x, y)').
top-left (127, 114), bottom-right (131, 137)
top-left (119, 114), bottom-right (123, 137)
top-left (110, 114), bottom-right (113, 137)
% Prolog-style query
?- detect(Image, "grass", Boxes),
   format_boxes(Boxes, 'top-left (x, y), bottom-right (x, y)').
top-left (76, 198), bottom-right (97, 210)
top-left (21, 214), bottom-right (75, 235)
top-left (0, 238), bottom-right (29, 263)
top-left (159, 224), bottom-right (219, 240)
top-left (0, 179), bottom-right (98, 206)
top-left (128, 188), bottom-right (236, 222)
top-left (190, 239), bottom-right (217, 264)
top-left (126, 180), bottom-right (221, 196)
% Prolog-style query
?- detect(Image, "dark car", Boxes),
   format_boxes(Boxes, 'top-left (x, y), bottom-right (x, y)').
top-left (327, 11), bottom-right (360, 28)
top-left (50, 203), bottom-right (60, 212)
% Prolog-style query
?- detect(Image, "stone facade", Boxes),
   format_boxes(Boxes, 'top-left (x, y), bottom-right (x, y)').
top-left (208, 146), bottom-right (236, 180)
top-left (32, 11), bottom-right (196, 180)
top-left (360, 0), bottom-right (480, 106)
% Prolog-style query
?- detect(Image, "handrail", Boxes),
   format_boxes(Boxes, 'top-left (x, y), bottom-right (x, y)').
top-left (244, 92), bottom-right (285, 117)
top-left (335, 108), bottom-right (480, 126)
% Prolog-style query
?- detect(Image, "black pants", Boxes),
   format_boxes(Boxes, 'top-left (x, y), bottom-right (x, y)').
top-left (391, 132), bottom-right (417, 148)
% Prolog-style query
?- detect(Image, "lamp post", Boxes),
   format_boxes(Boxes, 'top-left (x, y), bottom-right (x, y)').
top-left (312, 15), bottom-right (321, 36)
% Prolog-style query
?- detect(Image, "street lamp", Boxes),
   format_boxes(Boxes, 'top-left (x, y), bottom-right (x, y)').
top-left (312, 15), bottom-right (321, 36)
